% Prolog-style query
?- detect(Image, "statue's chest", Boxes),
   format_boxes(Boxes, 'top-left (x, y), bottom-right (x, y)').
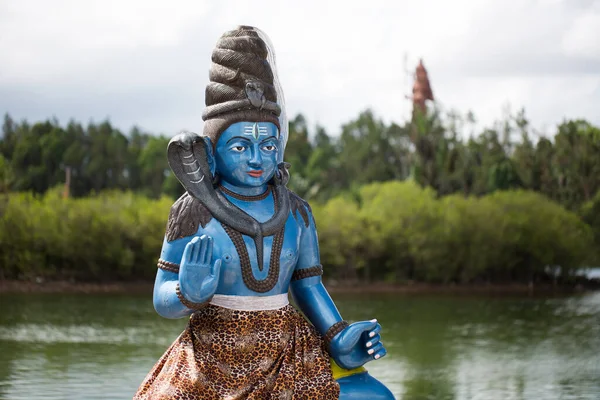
top-left (204, 215), bottom-right (301, 295)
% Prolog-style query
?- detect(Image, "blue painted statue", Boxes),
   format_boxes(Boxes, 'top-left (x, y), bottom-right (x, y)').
top-left (134, 25), bottom-right (395, 400)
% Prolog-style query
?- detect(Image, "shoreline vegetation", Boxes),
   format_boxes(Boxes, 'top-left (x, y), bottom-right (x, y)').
top-left (0, 184), bottom-right (598, 287)
top-left (1, 110), bottom-right (599, 288)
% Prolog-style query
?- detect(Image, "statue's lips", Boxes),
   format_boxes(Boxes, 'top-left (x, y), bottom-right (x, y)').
top-left (247, 170), bottom-right (263, 178)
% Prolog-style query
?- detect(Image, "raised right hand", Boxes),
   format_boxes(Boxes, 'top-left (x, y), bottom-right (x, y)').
top-left (178, 234), bottom-right (222, 304)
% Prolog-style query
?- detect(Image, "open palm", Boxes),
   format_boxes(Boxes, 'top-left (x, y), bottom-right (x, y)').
top-left (179, 234), bottom-right (222, 304)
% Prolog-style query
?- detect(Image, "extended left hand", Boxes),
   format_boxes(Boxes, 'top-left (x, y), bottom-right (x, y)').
top-left (329, 319), bottom-right (386, 370)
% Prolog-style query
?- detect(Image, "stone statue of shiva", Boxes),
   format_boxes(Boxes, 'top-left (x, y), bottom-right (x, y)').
top-left (134, 25), bottom-right (395, 400)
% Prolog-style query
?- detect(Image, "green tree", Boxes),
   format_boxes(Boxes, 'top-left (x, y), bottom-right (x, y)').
top-left (62, 120), bottom-right (90, 197)
top-left (1, 113), bottom-right (17, 160)
top-left (337, 109), bottom-right (409, 192)
top-left (10, 120), bottom-right (53, 193)
top-left (285, 114), bottom-right (314, 197)
top-left (85, 121), bottom-right (129, 192)
top-left (553, 120), bottom-right (600, 208)
top-left (0, 154), bottom-right (13, 193)
top-left (126, 126), bottom-right (150, 192)
top-left (304, 126), bottom-right (339, 200)
top-left (138, 135), bottom-right (170, 198)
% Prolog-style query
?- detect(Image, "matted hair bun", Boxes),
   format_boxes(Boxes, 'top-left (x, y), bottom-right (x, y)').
top-left (202, 26), bottom-right (282, 145)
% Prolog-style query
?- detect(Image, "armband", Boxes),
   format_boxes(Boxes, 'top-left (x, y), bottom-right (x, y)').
top-left (157, 259), bottom-right (179, 273)
top-left (291, 265), bottom-right (323, 281)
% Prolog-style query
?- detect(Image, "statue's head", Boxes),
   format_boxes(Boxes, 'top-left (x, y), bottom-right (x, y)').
top-left (214, 121), bottom-right (279, 187)
top-left (200, 25), bottom-right (288, 187)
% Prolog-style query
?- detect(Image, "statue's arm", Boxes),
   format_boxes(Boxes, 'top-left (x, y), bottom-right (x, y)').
top-left (153, 235), bottom-right (195, 319)
top-left (153, 193), bottom-right (221, 319)
top-left (290, 204), bottom-right (385, 370)
top-left (289, 208), bottom-right (343, 334)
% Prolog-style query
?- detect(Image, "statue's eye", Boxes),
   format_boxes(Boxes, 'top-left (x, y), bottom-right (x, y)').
top-left (262, 145), bottom-right (276, 152)
top-left (232, 146), bottom-right (246, 152)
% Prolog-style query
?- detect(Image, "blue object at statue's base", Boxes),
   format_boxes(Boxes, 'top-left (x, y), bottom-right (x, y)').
top-left (338, 371), bottom-right (396, 399)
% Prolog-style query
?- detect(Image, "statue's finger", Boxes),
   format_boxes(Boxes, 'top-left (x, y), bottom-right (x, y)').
top-left (211, 259), bottom-right (222, 280)
top-left (367, 342), bottom-right (383, 356)
top-left (205, 236), bottom-right (213, 265)
top-left (364, 319), bottom-right (378, 332)
top-left (353, 319), bottom-right (378, 335)
top-left (182, 243), bottom-right (193, 265)
top-left (188, 236), bottom-right (200, 263)
top-left (373, 347), bottom-right (387, 360)
top-left (366, 334), bottom-right (381, 348)
top-left (198, 235), bottom-right (208, 264)
top-left (368, 324), bottom-right (381, 338)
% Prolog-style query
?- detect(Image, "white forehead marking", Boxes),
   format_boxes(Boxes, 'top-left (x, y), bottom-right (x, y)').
top-left (243, 123), bottom-right (269, 140)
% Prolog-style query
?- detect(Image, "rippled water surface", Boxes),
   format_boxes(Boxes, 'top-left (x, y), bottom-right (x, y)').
top-left (0, 291), bottom-right (599, 399)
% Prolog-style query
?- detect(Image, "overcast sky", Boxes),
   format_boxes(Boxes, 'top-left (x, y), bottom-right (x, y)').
top-left (1, 0), bottom-right (599, 138)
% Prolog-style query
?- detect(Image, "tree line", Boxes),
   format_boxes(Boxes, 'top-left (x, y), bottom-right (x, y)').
top-left (2, 109), bottom-right (599, 210)
top-left (0, 115), bottom-right (181, 199)
top-left (285, 108), bottom-right (600, 211)
top-left (1, 108), bottom-right (599, 283)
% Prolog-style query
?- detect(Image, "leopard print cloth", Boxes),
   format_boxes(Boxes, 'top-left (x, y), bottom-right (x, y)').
top-left (134, 304), bottom-right (340, 399)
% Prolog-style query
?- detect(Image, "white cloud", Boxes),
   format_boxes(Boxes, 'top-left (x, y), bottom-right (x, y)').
top-left (562, 6), bottom-right (600, 60)
top-left (0, 0), bottom-right (598, 138)
top-left (437, 74), bottom-right (600, 134)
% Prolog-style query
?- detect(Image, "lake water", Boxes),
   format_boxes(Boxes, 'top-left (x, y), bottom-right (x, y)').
top-left (0, 291), bottom-right (599, 399)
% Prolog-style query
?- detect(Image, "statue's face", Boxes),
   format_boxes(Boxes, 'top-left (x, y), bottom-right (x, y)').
top-left (215, 121), bottom-right (279, 187)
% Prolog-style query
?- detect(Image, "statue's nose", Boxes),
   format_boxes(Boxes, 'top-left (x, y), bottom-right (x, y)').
top-left (248, 147), bottom-right (263, 168)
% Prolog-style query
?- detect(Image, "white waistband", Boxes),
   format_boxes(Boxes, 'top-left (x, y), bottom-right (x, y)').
top-left (209, 293), bottom-right (289, 311)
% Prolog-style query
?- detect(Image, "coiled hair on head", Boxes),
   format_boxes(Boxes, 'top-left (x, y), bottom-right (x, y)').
top-left (203, 26), bottom-right (279, 120)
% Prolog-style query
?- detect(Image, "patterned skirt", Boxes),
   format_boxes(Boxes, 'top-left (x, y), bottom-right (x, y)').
top-left (133, 304), bottom-right (340, 400)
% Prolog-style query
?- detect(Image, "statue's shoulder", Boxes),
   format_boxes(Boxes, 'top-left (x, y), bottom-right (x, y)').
top-left (287, 188), bottom-right (313, 228)
top-left (165, 192), bottom-right (212, 242)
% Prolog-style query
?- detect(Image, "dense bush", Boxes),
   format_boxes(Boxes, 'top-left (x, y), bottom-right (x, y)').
top-left (0, 188), bottom-right (172, 281)
top-left (313, 181), bottom-right (594, 284)
top-left (0, 182), bottom-right (595, 283)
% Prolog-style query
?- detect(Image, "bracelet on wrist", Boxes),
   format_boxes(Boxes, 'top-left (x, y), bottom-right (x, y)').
top-left (324, 320), bottom-right (349, 349)
top-left (175, 283), bottom-right (208, 311)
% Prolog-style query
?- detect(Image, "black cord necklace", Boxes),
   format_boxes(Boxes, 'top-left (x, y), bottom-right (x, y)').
top-left (220, 186), bottom-right (284, 292)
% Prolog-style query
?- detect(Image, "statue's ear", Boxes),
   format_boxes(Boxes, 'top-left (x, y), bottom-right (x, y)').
top-left (202, 136), bottom-right (216, 177)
